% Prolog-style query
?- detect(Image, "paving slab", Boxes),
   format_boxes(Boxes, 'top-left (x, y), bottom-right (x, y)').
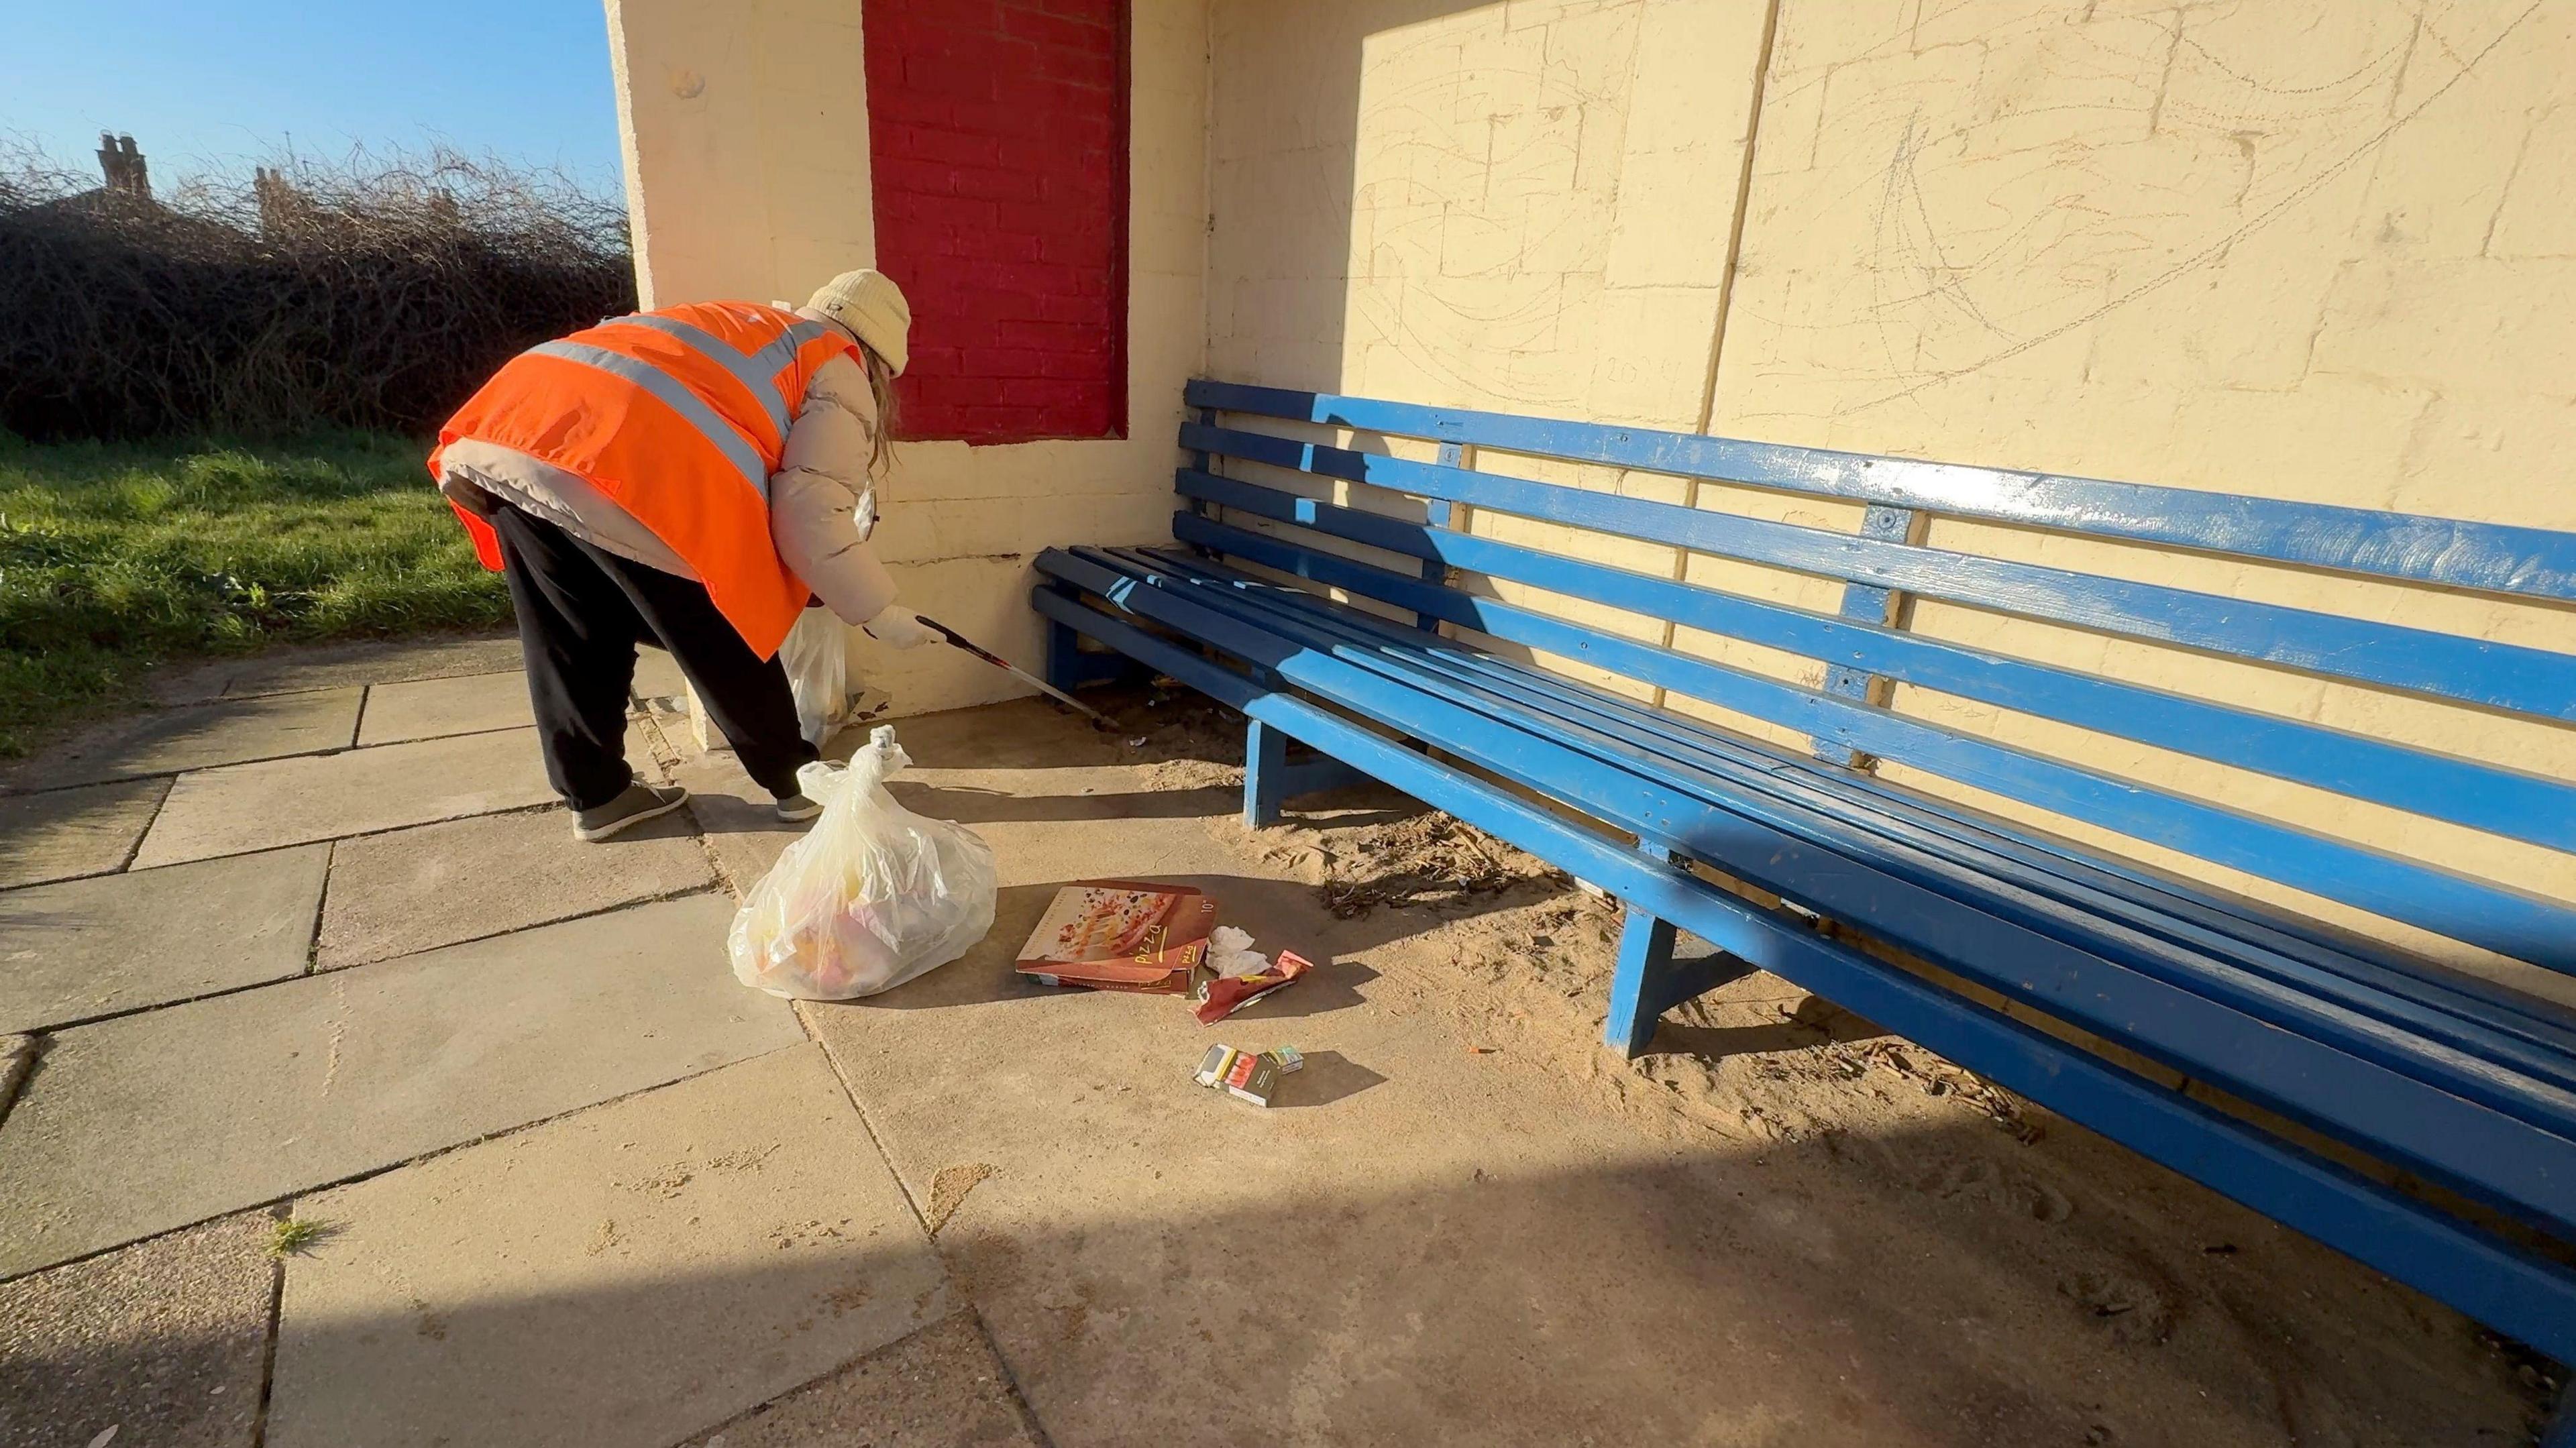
top-left (267, 1045), bottom-right (951, 1448)
top-left (223, 634), bottom-right (525, 700)
top-left (0, 895), bottom-right (797, 1276)
top-left (633, 647), bottom-right (688, 706)
top-left (0, 778), bottom-right (168, 889)
top-left (0, 844), bottom-right (329, 1032)
top-left (357, 669), bottom-right (533, 745)
top-left (6, 687), bottom-right (363, 789)
top-left (0, 1210), bottom-right (272, 1448)
top-left (674, 1314), bottom-right (1042, 1448)
top-left (0, 1034), bottom-right (31, 1121)
top-left (145, 634), bottom-right (525, 706)
top-left (316, 807), bottom-right (715, 969)
top-left (677, 750), bottom-right (806, 892)
top-left (131, 728), bottom-right (557, 868)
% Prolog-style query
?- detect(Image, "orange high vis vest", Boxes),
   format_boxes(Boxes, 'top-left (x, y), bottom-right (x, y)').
top-left (430, 301), bottom-right (861, 658)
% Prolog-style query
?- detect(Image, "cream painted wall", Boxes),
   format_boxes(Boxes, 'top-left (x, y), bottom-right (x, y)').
top-left (1197, 0), bottom-right (2575, 982)
top-left (606, 0), bottom-right (1208, 718)
top-left (1203, 0), bottom-right (1805, 717)
top-left (1707, 0), bottom-right (2576, 980)
top-left (604, 0), bottom-right (880, 309)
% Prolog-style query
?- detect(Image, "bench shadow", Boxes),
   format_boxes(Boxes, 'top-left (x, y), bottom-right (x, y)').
top-left (1648, 1007), bottom-right (1894, 1060)
top-left (883, 780), bottom-right (1242, 825)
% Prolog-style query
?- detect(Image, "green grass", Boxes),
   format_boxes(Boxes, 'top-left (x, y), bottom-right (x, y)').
top-left (0, 430), bottom-right (511, 756)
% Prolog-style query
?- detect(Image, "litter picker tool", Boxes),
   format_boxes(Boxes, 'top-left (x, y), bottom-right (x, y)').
top-left (914, 615), bottom-right (1114, 727)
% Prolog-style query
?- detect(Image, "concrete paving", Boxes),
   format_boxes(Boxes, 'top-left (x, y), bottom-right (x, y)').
top-left (131, 728), bottom-right (559, 867)
top-left (1, 653), bottom-right (2536, 1447)
top-left (677, 750), bottom-right (808, 890)
top-left (5, 687), bottom-right (363, 789)
top-left (0, 844), bottom-right (328, 1033)
top-left (0, 1210), bottom-right (274, 1448)
top-left (268, 1045), bottom-right (949, 1448)
top-left (315, 807), bottom-right (715, 970)
top-left (142, 634), bottom-right (523, 706)
top-left (219, 634), bottom-right (525, 701)
top-left (0, 777), bottom-right (168, 889)
top-left (0, 895), bottom-right (797, 1276)
top-left (358, 669), bottom-right (534, 746)
top-left (633, 647), bottom-right (688, 706)
top-left (673, 1314), bottom-right (1043, 1448)
top-left (0, 1033), bottom-right (33, 1121)
top-left (801, 751), bottom-right (1564, 1445)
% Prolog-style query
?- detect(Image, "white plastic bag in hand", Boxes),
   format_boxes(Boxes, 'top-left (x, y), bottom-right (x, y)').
top-left (779, 607), bottom-right (852, 746)
top-left (727, 726), bottom-right (998, 1000)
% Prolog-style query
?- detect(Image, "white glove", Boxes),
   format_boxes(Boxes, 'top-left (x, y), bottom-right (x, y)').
top-left (861, 605), bottom-right (938, 650)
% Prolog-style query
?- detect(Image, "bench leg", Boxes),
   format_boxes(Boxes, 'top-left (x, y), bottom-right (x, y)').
top-left (1042, 588), bottom-right (1136, 693)
top-left (1044, 613), bottom-right (1089, 693)
top-left (1246, 719), bottom-right (1369, 827)
top-left (1605, 901), bottom-right (1680, 1058)
top-left (1246, 718), bottom-right (1289, 828)
top-left (1603, 842), bottom-right (1758, 1059)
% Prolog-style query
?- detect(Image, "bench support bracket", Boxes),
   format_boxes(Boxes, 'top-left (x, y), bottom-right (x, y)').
top-left (1815, 504), bottom-right (1929, 769)
top-left (1604, 841), bottom-right (1758, 1058)
top-left (1415, 440), bottom-right (1472, 630)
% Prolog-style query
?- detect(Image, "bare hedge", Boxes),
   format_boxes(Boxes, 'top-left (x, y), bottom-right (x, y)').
top-left (0, 148), bottom-right (636, 441)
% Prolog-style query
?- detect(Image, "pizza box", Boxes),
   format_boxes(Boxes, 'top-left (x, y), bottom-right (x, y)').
top-left (1014, 880), bottom-right (1218, 994)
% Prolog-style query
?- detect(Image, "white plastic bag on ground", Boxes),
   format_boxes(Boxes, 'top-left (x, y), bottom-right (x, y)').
top-left (727, 726), bottom-right (998, 1000)
top-left (779, 606), bottom-right (852, 746)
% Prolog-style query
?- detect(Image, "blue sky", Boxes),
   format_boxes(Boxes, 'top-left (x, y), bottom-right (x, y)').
top-left (1, 0), bottom-right (625, 194)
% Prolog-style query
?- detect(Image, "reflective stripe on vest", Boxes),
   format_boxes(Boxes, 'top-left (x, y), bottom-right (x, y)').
top-left (593, 314), bottom-right (836, 445)
top-left (523, 339), bottom-right (771, 502)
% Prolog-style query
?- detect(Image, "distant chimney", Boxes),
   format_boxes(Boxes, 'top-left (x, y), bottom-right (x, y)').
top-left (96, 133), bottom-right (150, 199)
top-left (254, 165), bottom-right (297, 235)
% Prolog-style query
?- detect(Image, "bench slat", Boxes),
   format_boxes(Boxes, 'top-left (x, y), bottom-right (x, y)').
top-left (1185, 425), bottom-right (2576, 723)
top-left (1136, 545), bottom-right (2576, 1071)
top-left (1181, 469), bottom-right (2576, 856)
top-left (1035, 576), bottom-right (2576, 1364)
top-left (1045, 546), bottom-right (2576, 1237)
top-left (1171, 514), bottom-right (2576, 973)
top-left (1185, 380), bottom-right (2576, 604)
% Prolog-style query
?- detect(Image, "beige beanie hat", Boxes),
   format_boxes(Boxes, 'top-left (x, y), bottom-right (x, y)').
top-left (806, 269), bottom-right (912, 376)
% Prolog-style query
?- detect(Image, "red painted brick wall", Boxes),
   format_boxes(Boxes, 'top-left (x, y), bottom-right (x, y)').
top-left (863, 0), bottom-right (1129, 445)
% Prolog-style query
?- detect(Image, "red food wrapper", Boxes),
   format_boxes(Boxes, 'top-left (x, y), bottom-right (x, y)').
top-left (1194, 950), bottom-right (1313, 1025)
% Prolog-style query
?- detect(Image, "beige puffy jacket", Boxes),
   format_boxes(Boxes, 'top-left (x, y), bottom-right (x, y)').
top-left (437, 313), bottom-right (898, 627)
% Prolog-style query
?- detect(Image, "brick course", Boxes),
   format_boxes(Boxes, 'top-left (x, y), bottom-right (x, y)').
top-left (864, 0), bottom-right (1128, 444)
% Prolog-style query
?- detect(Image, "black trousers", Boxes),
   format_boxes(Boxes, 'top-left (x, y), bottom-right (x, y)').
top-left (488, 502), bottom-right (816, 809)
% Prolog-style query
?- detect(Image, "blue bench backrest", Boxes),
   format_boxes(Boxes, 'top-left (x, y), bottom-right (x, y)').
top-left (1172, 379), bottom-right (2576, 978)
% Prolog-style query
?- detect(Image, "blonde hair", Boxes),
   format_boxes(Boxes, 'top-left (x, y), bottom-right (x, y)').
top-left (860, 344), bottom-right (899, 482)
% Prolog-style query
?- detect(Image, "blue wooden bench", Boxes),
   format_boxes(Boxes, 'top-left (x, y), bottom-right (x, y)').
top-left (1030, 378), bottom-right (2576, 1390)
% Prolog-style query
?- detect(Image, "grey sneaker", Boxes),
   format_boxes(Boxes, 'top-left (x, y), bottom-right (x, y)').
top-left (572, 781), bottom-right (688, 842)
top-left (773, 793), bottom-right (824, 824)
